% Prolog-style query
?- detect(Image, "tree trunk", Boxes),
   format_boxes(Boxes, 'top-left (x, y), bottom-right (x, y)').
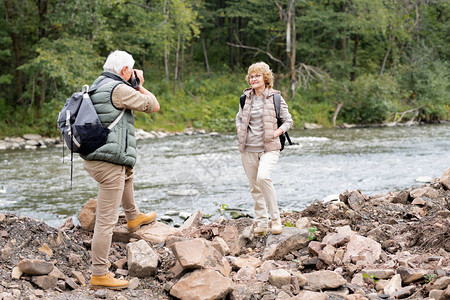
top-left (164, 46), bottom-right (170, 81)
top-left (332, 102), bottom-right (343, 127)
top-left (201, 34), bottom-right (211, 76)
top-left (342, 37), bottom-right (347, 61)
top-left (285, 0), bottom-right (296, 98)
top-left (173, 34), bottom-right (180, 93)
top-left (289, 0), bottom-right (296, 98)
top-left (39, 75), bottom-right (46, 108)
top-left (379, 47), bottom-right (390, 77)
top-left (350, 33), bottom-right (359, 81)
top-left (228, 17), bottom-right (234, 69)
top-left (37, 0), bottom-right (48, 39)
top-left (163, 0), bottom-right (169, 81)
top-left (180, 37), bottom-right (184, 81)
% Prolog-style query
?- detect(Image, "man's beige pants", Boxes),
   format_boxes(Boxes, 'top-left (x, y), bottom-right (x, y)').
top-left (83, 160), bottom-right (141, 276)
top-left (241, 151), bottom-right (280, 227)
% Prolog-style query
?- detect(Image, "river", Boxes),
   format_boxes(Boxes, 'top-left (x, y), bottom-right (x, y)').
top-left (0, 123), bottom-right (449, 228)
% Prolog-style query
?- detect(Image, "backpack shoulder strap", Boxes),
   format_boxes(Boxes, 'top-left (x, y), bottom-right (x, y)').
top-left (273, 93), bottom-right (281, 120)
top-left (273, 93), bottom-right (293, 146)
top-left (88, 77), bottom-right (115, 95)
top-left (240, 94), bottom-right (246, 109)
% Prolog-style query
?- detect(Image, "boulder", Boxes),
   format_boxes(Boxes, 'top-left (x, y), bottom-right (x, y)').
top-left (384, 274), bottom-right (402, 296)
top-left (231, 255), bottom-right (262, 270)
top-left (429, 276), bottom-right (450, 290)
top-left (211, 236), bottom-right (230, 256)
top-left (268, 269), bottom-right (291, 288)
top-left (230, 282), bottom-right (265, 300)
top-left (319, 244), bottom-right (336, 265)
top-left (31, 275), bottom-right (58, 290)
top-left (391, 286), bottom-right (416, 299)
top-left (304, 270), bottom-right (347, 290)
top-left (262, 227), bottom-right (310, 260)
top-left (441, 167), bottom-right (450, 190)
top-left (410, 187), bottom-right (439, 199)
top-left (347, 190), bottom-right (366, 211)
top-left (78, 198), bottom-right (97, 232)
top-left (343, 234), bottom-right (382, 265)
top-left (138, 221), bottom-right (183, 245)
top-left (396, 266), bottom-right (427, 284)
top-left (392, 191), bottom-right (409, 204)
top-left (295, 217), bottom-right (311, 229)
top-left (171, 238), bottom-right (231, 276)
top-left (179, 209), bottom-right (203, 233)
top-left (170, 269), bottom-right (233, 300)
top-left (322, 225), bottom-right (353, 247)
top-left (289, 290), bottom-right (328, 300)
top-left (18, 259), bottom-right (54, 275)
top-left (440, 285), bottom-right (450, 300)
top-left (234, 265), bottom-right (256, 281)
top-left (361, 269), bottom-right (395, 279)
top-left (127, 239), bottom-right (159, 277)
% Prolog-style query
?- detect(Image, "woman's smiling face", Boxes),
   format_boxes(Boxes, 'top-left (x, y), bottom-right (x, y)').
top-left (249, 73), bottom-right (265, 90)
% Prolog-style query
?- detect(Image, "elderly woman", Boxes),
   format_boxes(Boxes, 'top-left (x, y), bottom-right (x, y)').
top-left (236, 62), bottom-right (293, 235)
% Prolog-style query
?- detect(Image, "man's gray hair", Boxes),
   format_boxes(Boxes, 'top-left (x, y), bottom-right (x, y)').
top-left (103, 50), bottom-right (135, 74)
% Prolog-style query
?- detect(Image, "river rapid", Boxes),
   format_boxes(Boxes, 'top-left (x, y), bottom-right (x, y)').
top-left (0, 123), bottom-right (449, 228)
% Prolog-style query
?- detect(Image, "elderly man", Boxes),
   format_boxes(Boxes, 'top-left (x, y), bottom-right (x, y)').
top-left (82, 50), bottom-right (160, 289)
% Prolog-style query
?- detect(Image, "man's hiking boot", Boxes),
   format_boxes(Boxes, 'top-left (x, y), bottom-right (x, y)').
top-left (90, 273), bottom-right (129, 290)
top-left (127, 212), bottom-right (157, 232)
top-left (271, 219), bottom-right (282, 235)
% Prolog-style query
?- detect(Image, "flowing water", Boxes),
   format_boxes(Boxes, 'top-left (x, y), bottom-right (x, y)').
top-left (0, 123), bottom-right (449, 228)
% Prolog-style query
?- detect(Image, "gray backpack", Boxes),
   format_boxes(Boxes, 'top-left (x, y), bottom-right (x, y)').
top-left (57, 78), bottom-right (124, 155)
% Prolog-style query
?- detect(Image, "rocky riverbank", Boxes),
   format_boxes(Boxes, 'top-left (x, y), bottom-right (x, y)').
top-left (0, 129), bottom-right (211, 151)
top-left (0, 169), bottom-right (449, 300)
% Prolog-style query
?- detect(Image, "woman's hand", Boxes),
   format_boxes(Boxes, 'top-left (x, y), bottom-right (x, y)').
top-left (237, 126), bottom-right (240, 134)
top-left (274, 128), bottom-right (283, 138)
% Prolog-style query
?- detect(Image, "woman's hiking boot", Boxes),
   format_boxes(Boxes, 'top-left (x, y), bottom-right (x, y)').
top-left (127, 212), bottom-right (157, 232)
top-left (254, 225), bottom-right (269, 236)
top-left (90, 273), bottom-right (129, 290)
top-left (271, 219), bottom-right (283, 235)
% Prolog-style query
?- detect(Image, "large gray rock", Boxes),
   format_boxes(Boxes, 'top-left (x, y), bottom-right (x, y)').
top-left (304, 270), bottom-right (347, 290)
top-left (127, 239), bottom-right (159, 277)
top-left (18, 259), bottom-right (54, 275)
top-left (262, 227), bottom-right (310, 260)
top-left (171, 238), bottom-right (231, 276)
top-left (170, 269), bottom-right (233, 300)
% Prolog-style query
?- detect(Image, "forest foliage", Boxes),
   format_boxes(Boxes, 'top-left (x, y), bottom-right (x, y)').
top-left (0, 0), bottom-right (449, 137)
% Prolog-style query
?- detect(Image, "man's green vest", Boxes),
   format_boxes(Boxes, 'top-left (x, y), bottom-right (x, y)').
top-left (80, 72), bottom-right (137, 168)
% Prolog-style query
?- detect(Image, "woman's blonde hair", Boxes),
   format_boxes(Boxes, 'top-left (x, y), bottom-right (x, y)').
top-left (245, 62), bottom-right (274, 88)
